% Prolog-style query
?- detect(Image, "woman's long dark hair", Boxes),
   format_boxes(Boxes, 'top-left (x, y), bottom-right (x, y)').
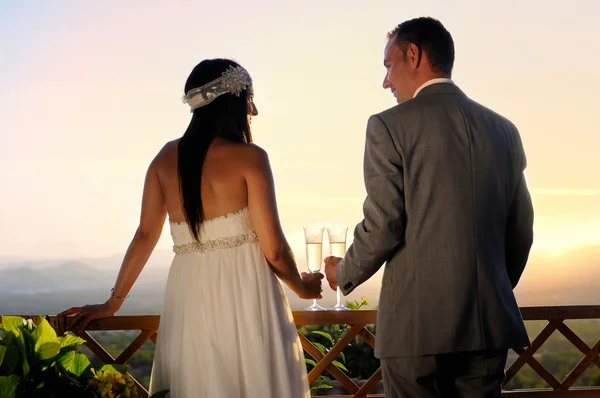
top-left (178, 59), bottom-right (252, 241)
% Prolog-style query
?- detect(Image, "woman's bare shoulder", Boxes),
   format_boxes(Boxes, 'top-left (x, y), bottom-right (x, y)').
top-left (238, 143), bottom-right (270, 171)
top-left (152, 139), bottom-right (180, 165)
top-left (213, 141), bottom-right (270, 168)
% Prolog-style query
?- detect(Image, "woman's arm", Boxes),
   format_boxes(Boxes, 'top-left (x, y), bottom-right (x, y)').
top-left (244, 145), bottom-right (322, 299)
top-left (59, 156), bottom-right (167, 331)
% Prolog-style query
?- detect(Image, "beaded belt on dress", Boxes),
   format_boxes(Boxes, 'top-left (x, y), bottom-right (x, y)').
top-left (172, 231), bottom-right (259, 255)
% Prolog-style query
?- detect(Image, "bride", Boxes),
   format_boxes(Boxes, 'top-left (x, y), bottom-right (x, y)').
top-left (60, 58), bottom-right (322, 397)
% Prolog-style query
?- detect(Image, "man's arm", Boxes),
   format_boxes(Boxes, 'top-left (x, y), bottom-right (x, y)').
top-left (505, 136), bottom-right (534, 288)
top-left (337, 114), bottom-right (406, 295)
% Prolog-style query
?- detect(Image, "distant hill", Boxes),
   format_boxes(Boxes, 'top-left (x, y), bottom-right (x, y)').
top-left (0, 261), bottom-right (113, 294)
top-left (0, 255), bottom-right (170, 315)
top-left (515, 244), bottom-right (600, 306)
top-left (0, 244), bottom-right (598, 315)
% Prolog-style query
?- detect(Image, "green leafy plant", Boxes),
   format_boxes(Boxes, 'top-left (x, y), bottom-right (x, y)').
top-left (0, 315), bottom-right (92, 397)
top-left (0, 316), bottom-right (168, 398)
top-left (345, 297), bottom-right (370, 311)
top-left (306, 296), bottom-right (370, 391)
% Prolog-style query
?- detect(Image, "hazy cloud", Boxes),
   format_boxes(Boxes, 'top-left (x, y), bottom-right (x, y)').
top-left (532, 189), bottom-right (600, 196)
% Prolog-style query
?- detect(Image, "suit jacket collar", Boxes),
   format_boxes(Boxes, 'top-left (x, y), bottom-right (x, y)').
top-left (415, 82), bottom-right (465, 98)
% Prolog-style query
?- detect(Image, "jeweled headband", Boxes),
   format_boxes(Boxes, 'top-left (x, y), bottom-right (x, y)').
top-left (181, 65), bottom-right (252, 112)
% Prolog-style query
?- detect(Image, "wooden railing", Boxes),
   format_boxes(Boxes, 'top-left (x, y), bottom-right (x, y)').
top-left (14, 306), bottom-right (600, 397)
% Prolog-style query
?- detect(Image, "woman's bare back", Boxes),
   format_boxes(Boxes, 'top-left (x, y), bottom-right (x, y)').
top-left (154, 137), bottom-right (253, 224)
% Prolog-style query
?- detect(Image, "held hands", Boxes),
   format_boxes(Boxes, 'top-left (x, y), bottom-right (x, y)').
top-left (299, 272), bottom-right (324, 300)
top-left (324, 256), bottom-right (342, 291)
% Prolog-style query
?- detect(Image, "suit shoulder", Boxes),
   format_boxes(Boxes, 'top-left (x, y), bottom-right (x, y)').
top-left (465, 97), bottom-right (519, 131)
top-left (375, 96), bottom-right (440, 127)
top-left (377, 100), bottom-right (419, 119)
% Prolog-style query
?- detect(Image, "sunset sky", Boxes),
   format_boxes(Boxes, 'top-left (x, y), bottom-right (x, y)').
top-left (1, 0), bottom-right (599, 267)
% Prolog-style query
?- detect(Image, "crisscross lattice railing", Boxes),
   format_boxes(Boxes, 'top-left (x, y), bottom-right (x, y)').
top-left (8, 306), bottom-right (600, 397)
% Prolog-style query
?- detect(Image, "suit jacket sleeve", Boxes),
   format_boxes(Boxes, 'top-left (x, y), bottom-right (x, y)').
top-left (505, 134), bottom-right (534, 288)
top-left (337, 114), bottom-right (406, 295)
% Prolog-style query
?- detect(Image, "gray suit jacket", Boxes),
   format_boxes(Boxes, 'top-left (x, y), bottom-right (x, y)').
top-left (337, 83), bottom-right (533, 358)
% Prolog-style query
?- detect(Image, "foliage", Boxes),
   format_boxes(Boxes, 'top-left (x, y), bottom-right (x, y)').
top-left (304, 297), bottom-right (371, 391)
top-left (0, 315), bottom-right (91, 398)
top-left (0, 316), bottom-right (168, 398)
top-left (345, 297), bottom-right (370, 310)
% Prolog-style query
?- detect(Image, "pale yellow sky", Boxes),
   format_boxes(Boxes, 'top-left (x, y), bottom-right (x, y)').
top-left (1, 0), bottom-right (599, 263)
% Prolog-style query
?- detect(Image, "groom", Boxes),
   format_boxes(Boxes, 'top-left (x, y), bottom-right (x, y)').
top-left (325, 17), bottom-right (534, 397)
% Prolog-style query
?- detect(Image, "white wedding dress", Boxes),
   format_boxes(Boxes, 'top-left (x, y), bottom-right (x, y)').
top-left (149, 207), bottom-right (310, 397)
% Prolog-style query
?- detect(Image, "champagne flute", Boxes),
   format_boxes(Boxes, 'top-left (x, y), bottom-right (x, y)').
top-left (304, 226), bottom-right (326, 311)
top-left (327, 226), bottom-right (350, 311)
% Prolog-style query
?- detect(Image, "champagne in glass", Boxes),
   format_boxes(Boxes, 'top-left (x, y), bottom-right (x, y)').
top-left (304, 226), bottom-right (325, 311)
top-left (327, 226), bottom-right (349, 311)
top-left (305, 243), bottom-right (323, 273)
top-left (330, 242), bottom-right (346, 258)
